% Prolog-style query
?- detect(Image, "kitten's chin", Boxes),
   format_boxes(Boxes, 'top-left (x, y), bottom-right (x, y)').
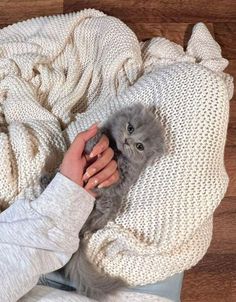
top-left (122, 145), bottom-right (132, 159)
top-left (116, 141), bottom-right (129, 157)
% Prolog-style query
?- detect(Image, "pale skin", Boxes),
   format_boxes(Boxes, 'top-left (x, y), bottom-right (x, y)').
top-left (60, 123), bottom-right (119, 197)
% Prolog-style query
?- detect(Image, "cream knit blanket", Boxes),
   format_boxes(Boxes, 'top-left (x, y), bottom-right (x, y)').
top-left (0, 9), bottom-right (233, 285)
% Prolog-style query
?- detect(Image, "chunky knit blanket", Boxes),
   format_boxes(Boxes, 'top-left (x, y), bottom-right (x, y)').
top-left (0, 9), bottom-right (233, 285)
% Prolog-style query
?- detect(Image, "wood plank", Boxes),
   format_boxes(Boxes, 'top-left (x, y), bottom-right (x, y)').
top-left (182, 199), bottom-right (236, 300)
top-left (226, 121), bottom-right (236, 149)
top-left (182, 270), bottom-right (235, 302)
top-left (125, 22), bottom-right (214, 46)
top-left (226, 63), bottom-right (236, 162)
top-left (0, 0), bottom-right (63, 28)
top-left (225, 60), bottom-right (236, 100)
top-left (182, 254), bottom-right (236, 301)
top-left (64, 0), bottom-right (236, 23)
top-left (214, 23), bottom-right (236, 60)
top-left (209, 197), bottom-right (236, 254)
top-left (227, 99), bottom-right (236, 148)
top-left (225, 147), bottom-right (236, 197)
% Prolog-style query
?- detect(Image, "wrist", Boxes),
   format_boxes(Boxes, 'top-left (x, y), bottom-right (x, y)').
top-left (62, 174), bottom-right (83, 187)
top-left (59, 167), bottom-right (84, 187)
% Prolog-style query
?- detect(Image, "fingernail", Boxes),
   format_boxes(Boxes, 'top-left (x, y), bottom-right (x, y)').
top-left (89, 152), bottom-right (94, 158)
top-left (89, 124), bottom-right (97, 130)
top-left (87, 168), bottom-right (96, 176)
top-left (98, 183), bottom-right (103, 188)
top-left (89, 123), bottom-right (97, 129)
top-left (89, 121), bottom-right (101, 129)
top-left (83, 171), bottom-right (90, 180)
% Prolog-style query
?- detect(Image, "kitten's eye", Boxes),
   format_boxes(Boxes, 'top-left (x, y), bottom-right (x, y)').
top-left (136, 143), bottom-right (144, 151)
top-left (127, 122), bottom-right (134, 134)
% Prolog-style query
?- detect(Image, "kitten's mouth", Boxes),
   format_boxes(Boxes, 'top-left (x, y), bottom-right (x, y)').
top-left (116, 138), bottom-right (129, 153)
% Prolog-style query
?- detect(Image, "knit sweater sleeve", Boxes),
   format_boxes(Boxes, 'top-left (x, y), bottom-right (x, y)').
top-left (0, 172), bottom-right (95, 302)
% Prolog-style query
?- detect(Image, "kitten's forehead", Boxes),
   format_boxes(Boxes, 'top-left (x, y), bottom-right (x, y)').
top-left (128, 108), bottom-right (157, 129)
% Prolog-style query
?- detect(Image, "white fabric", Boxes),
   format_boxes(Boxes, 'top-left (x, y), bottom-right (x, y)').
top-left (0, 9), bottom-right (233, 286)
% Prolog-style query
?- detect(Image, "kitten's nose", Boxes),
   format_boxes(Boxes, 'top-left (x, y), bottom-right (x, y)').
top-left (124, 138), bottom-right (129, 145)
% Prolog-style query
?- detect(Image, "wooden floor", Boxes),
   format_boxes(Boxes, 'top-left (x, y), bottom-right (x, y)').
top-left (0, 1), bottom-right (235, 301)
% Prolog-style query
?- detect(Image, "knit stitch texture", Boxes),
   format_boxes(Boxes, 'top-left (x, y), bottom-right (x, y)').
top-left (0, 9), bottom-right (233, 285)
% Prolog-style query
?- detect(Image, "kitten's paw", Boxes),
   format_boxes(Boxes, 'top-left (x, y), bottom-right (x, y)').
top-left (84, 139), bottom-right (94, 154)
top-left (84, 130), bottom-right (103, 155)
top-left (91, 187), bottom-right (104, 197)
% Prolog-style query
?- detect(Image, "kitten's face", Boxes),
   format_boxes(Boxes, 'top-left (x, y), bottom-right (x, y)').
top-left (109, 103), bottom-right (165, 165)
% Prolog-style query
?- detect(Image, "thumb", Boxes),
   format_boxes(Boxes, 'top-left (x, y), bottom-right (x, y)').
top-left (67, 123), bottom-right (98, 159)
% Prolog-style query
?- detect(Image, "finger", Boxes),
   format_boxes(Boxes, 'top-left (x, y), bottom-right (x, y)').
top-left (84, 160), bottom-right (117, 190)
top-left (98, 170), bottom-right (120, 188)
top-left (67, 124), bottom-right (98, 159)
top-left (83, 147), bottom-right (114, 181)
top-left (89, 134), bottom-right (109, 158)
top-left (85, 153), bottom-right (102, 162)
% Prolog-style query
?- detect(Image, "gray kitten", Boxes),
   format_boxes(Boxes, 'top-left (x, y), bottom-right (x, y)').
top-left (64, 103), bottom-right (165, 299)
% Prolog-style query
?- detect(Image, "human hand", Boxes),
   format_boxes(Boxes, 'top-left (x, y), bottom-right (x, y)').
top-left (60, 124), bottom-right (119, 196)
top-left (82, 134), bottom-right (119, 191)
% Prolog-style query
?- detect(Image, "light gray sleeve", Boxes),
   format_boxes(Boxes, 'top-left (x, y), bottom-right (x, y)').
top-left (0, 173), bottom-right (95, 302)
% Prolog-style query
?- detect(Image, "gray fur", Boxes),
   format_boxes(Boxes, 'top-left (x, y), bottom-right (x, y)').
top-left (64, 103), bottom-right (165, 299)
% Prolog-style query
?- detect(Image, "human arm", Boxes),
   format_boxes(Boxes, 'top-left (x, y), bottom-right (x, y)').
top-left (0, 172), bottom-right (94, 302)
top-left (0, 124), bottom-right (119, 302)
